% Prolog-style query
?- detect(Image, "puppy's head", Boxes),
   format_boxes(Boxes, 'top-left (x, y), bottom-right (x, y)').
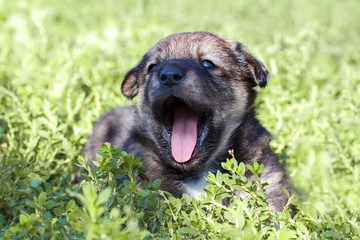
top-left (122, 32), bottom-right (269, 171)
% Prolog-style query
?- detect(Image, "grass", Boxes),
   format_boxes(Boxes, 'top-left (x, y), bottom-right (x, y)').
top-left (0, 0), bottom-right (359, 239)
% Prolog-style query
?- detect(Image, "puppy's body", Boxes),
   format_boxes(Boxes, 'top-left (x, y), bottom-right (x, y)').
top-left (85, 32), bottom-right (291, 213)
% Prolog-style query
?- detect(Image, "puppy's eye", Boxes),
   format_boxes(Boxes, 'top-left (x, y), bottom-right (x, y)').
top-left (201, 60), bottom-right (216, 69)
top-left (147, 64), bottom-right (157, 73)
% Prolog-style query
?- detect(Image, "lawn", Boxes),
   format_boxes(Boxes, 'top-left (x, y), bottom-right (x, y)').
top-left (0, 0), bottom-right (359, 239)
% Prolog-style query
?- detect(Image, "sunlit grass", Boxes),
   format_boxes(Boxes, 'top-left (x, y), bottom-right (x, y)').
top-left (1, 0), bottom-right (359, 238)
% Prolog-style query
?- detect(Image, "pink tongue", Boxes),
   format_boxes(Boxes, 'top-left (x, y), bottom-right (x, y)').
top-left (171, 106), bottom-right (199, 163)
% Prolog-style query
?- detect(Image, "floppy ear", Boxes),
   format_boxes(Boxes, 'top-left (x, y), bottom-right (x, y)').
top-left (122, 54), bottom-right (151, 99)
top-left (236, 44), bottom-right (269, 88)
top-left (121, 67), bottom-right (140, 99)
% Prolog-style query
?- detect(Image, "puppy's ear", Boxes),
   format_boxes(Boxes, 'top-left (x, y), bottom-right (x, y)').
top-left (121, 67), bottom-right (140, 99)
top-left (122, 54), bottom-right (150, 99)
top-left (236, 43), bottom-right (269, 88)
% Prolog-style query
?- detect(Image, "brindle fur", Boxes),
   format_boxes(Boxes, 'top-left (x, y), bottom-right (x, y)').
top-left (85, 32), bottom-right (291, 213)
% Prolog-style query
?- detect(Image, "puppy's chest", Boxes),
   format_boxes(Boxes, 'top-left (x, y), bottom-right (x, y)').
top-left (182, 172), bottom-right (210, 199)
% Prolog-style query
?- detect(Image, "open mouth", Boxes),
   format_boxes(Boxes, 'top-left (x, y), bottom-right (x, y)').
top-left (161, 97), bottom-right (209, 164)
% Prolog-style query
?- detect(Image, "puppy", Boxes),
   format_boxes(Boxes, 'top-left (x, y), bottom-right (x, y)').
top-left (85, 32), bottom-right (291, 213)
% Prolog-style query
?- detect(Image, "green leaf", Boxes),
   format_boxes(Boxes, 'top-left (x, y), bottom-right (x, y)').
top-left (279, 228), bottom-right (297, 240)
top-left (25, 200), bottom-right (36, 208)
top-left (259, 164), bottom-right (264, 175)
top-left (30, 177), bottom-right (42, 188)
top-left (19, 214), bottom-right (28, 226)
top-left (66, 199), bottom-right (76, 213)
top-left (280, 186), bottom-right (290, 198)
top-left (58, 218), bottom-right (69, 226)
top-left (96, 151), bottom-right (107, 158)
top-left (179, 227), bottom-right (197, 235)
top-left (302, 205), bottom-right (318, 220)
top-left (16, 189), bottom-right (27, 193)
top-left (77, 155), bottom-right (86, 165)
top-left (253, 162), bottom-right (259, 171)
top-left (295, 222), bottom-right (308, 233)
top-left (82, 182), bottom-right (96, 201)
top-left (44, 212), bottom-right (53, 219)
top-left (323, 231), bottom-right (341, 238)
top-left (223, 211), bottom-right (235, 223)
top-left (38, 192), bottom-right (47, 205)
top-left (107, 194), bottom-right (114, 208)
top-left (97, 188), bottom-right (111, 206)
top-left (53, 207), bottom-right (63, 216)
top-left (260, 214), bottom-right (269, 221)
top-left (44, 200), bottom-right (62, 209)
top-left (246, 164), bottom-right (254, 174)
top-left (216, 170), bottom-right (223, 183)
top-left (26, 137), bottom-right (39, 154)
top-left (9, 225), bottom-right (21, 233)
top-left (152, 179), bottom-right (161, 189)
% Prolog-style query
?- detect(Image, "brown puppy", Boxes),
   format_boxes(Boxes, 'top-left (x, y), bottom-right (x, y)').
top-left (85, 32), bottom-right (291, 213)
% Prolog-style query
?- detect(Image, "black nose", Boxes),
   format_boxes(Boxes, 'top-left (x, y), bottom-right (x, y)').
top-left (159, 67), bottom-right (183, 88)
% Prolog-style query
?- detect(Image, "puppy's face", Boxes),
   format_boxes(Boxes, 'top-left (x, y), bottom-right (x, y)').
top-left (122, 32), bottom-right (268, 171)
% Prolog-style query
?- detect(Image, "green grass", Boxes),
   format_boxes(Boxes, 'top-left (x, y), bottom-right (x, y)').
top-left (1, 0), bottom-right (359, 239)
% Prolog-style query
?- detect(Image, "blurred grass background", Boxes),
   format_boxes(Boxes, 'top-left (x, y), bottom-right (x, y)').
top-left (1, 0), bottom-right (359, 219)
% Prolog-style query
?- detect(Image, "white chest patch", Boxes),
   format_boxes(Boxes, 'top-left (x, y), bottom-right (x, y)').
top-left (183, 172), bottom-right (209, 199)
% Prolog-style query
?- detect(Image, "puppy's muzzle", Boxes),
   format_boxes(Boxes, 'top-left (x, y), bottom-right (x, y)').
top-left (159, 66), bottom-right (184, 88)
